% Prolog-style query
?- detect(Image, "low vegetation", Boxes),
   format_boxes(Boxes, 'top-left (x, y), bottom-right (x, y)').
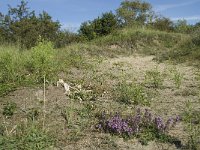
top-left (97, 109), bottom-right (180, 145)
top-left (0, 0), bottom-right (200, 149)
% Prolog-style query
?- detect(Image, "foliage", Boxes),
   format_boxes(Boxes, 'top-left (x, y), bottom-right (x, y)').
top-left (25, 39), bottom-right (55, 83)
top-left (0, 51), bottom-right (17, 83)
top-left (97, 109), bottom-right (180, 145)
top-left (157, 27), bottom-right (200, 65)
top-left (95, 12), bottom-right (118, 36)
top-left (114, 82), bottom-right (149, 105)
top-left (79, 21), bottom-right (96, 40)
top-left (79, 12), bottom-right (118, 40)
top-left (55, 30), bottom-right (80, 48)
top-left (0, 125), bottom-right (55, 149)
top-left (2, 102), bottom-right (17, 118)
top-left (61, 103), bottom-right (95, 130)
top-left (0, 1), bottom-right (60, 49)
top-left (116, 0), bottom-right (153, 26)
top-left (0, 43), bottom-right (91, 97)
top-left (7, 0), bottom-right (35, 22)
top-left (0, 46), bottom-right (25, 84)
top-left (182, 100), bottom-right (200, 150)
top-left (191, 27), bottom-right (200, 46)
top-left (169, 68), bottom-right (183, 89)
top-left (152, 17), bottom-right (174, 32)
top-left (93, 27), bottom-right (184, 53)
top-left (145, 68), bottom-right (164, 88)
top-left (0, 83), bottom-right (16, 97)
top-left (174, 19), bottom-right (192, 33)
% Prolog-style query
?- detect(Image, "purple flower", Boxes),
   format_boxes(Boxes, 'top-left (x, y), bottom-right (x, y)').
top-left (97, 109), bottom-right (180, 137)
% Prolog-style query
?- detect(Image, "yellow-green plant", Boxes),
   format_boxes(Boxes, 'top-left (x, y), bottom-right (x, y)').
top-left (25, 39), bottom-right (55, 83)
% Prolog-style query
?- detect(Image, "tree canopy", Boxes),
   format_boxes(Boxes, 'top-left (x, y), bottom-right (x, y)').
top-left (116, 0), bottom-right (153, 26)
top-left (79, 12), bottom-right (118, 40)
top-left (0, 0), bottom-right (60, 49)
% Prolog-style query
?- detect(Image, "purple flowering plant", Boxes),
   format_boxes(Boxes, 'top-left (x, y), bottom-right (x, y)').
top-left (97, 108), bottom-right (180, 144)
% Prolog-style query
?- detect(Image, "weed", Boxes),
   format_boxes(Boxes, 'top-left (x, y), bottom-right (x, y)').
top-left (169, 67), bottom-right (183, 89)
top-left (0, 49), bottom-right (24, 84)
top-left (2, 102), bottom-right (17, 118)
top-left (0, 84), bottom-right (16, 97)
top-left (61, 106), bottom-right (73, 129)
top-left (0, 124), bottom-right (55, 149)
top-left (196, 71), bottom-right (200, 80)
top-left (60, 102), bottom-right (95, 132)
top-left (145, 68), bottom-right (164, 88)
top-left (114, 82), bottom-right (149, 105)
top-left (182, 100), bottom-right (200, 149)
top-left (26, 108), bottom-right (40, 121)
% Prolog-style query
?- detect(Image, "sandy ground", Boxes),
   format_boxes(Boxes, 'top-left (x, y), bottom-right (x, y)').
top-left (0, 54), bottom-right (199, 149)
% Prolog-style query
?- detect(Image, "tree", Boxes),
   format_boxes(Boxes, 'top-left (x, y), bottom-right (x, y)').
top-left (79, 12), bottom-right (118, 40)
top-left (55, 30), bottom-right (80, 48)
top-left (116, 0), bottom-right (153, 26)
top-left (98, 12), bottom-right (118, 35)
top-left (79, 21), bottom-right (96, 40)
top-left (174, 19), bottom-right (191, 33)
top-left (8, 0), bottom-right (35, 22)
top-left (152, 17), bottom-right (174, 32)
top-left (0, 1), bottom-right (60, 48)
top-left (195, 22), bottom-right (200, 27)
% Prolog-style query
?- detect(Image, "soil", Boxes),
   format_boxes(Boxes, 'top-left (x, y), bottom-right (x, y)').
top-left (0, 54), bottom-right (199, 150)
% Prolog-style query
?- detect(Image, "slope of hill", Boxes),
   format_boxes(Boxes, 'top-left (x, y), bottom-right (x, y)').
top-left (0, 27), bottom-right (199, 149)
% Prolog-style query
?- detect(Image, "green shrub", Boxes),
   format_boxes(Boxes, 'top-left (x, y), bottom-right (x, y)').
top-left (25, 39), bottom-right (56, 83)
top-left (79, 12), bottom-right (118, 40)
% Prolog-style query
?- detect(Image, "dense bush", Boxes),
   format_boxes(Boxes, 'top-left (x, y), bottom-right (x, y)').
top-left (79, 12), bottom-right (118, 40)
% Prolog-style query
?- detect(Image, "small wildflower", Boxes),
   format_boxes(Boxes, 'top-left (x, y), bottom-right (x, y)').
top-left (97, 109), bottom-right (180, 137)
